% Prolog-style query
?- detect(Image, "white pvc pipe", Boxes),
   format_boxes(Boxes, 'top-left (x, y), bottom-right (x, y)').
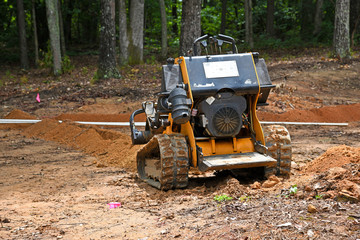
top-left (0, 119), bottom-right (348, 126)
top-left (0, 119), bottom-right (146, 126)
top-left (260, 121), bottom-right (348, 126)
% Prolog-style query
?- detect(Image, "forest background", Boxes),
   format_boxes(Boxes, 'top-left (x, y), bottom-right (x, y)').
top-left (0, 0), bottom-right (359, 79)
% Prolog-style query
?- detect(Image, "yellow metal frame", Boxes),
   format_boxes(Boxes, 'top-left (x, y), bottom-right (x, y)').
top-left (250, 54), bottom-right (265, 144)
top-left (164, 54), bottom-right (266, 168)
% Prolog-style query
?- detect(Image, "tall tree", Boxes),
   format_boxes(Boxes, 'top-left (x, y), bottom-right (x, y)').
top-left (16, 0), bottom-right (29, 69)
top-left (266, 0), bottom-right (275, 36)
top-left (244, 0), bottom-right (253, 48)
top-left (129, 0), bottom-right (144, 64)
top-left (220, 0), bottom-right (227, 34)
top-left (118, 0), bottom-right (128, 65)
top-left (300, 0), bottom-right (314, 40)
top-left (333, 0), bottom-right (351, 60)
top-left (172, 0), bottom-right (178, 35)
top-left (31, 0), bottom-right (39, 66)
top-left (313, 0), bottom-right (324, 36)
top-left (57, 0), bottom-right (66, 57)
top-left (179, 0), bottom-right (201, 56)
top-left (45, 0), bottom-right (62, 75)
top-left (350, 0), bottom-right (360, 47)
top-left (159, 0), bottom-right (167, 58)
top-left (63, 0), bottom-right (73, 43)
top-left (98, 0), bottom-right (120, 78)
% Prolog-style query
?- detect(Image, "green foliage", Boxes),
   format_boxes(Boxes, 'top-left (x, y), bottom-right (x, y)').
top-left (38, 44), bottom-right (53, 69)
top-left (289, 185), bottom-right (298, 195)
top-left (38, 42), bottom-right (74, 74)
top-left (20, 75), bottom-right (29, 85)
top-left (91, 71), bottom-right (100, 84)
top-left (239, 195), bottom-right (251, 202)
top-left (214, 194), bottom-right (233, 202)
top-left (0, 0), bottom-right (353, 66)
top-left (81, 67), bottom-right (89, 75)
top-left (277, 184), bottom-right (298, 198)
top-left (201, 4), bottom-right (221, 35)
top-left (315, 194), bottom-right (323, 200)
top-left (61, 55), bottom-right (74, 73)
top-left (145, 55), bottom-right (157, 65)
top-left (5, 70), bottom-right (15, 80)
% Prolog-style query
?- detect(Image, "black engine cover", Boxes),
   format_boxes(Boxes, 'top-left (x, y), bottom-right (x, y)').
top-left (199, 94), bottom-right (246, 137)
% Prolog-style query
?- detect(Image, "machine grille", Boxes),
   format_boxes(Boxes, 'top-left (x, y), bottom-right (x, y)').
top-left (213, 107), bottom-right (240, 136)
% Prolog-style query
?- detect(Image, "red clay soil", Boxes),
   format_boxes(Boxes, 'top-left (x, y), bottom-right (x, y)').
top-left (55, 113), bottom-right (146, 122)
top-left (305, 145), bottom-right (360, 202)
top-left (22, 118), bottom-right (141, 171)
top-left (2, 104), bottom-right (360, 173)
top-left (0, 109), bottom-right (38, 129)
top-left (3, 104), bottom-right (359, 125)
top-left (257, 103), bottom-right (360, 123)
top-left (306, 145), bottom-right (360, 173)
top-left (44, 103), bottom-right (360, 124)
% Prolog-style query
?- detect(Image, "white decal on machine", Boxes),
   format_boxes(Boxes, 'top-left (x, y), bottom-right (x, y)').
top-left (193, 82), bottom-right (215, 88)
top-left (203, 60), bottom-right (239, 79)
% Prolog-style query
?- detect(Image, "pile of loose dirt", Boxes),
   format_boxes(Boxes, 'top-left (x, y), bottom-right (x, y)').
top-left (304, 145), bottom-right (360, 202)
top-left (22, 118), bottom-right (141, 170)
top-left (56, 113), bottom-right (146, 122)
top-left (51, 103), bottom-right (360, 124)
top-left (306, 145), bottom-right (360, 173)
top-left (258, 103), bottom-right (360, 122)
top-left (0, 109), bottom-right (37, 129)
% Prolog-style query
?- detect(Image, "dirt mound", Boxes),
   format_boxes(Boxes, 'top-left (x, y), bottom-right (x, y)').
top-left (0, 109), bottom-right (38, 129)
top-left (55, 113), bottom-right (146, 122)
top-left (258, 103), bottom-right (360, 122)
top-left (4, 109), bottom-right (37, 119)
top-left (304, 145), bottom-right (360, 202)
top-left (23, 119), bottom-right (141, 170)
top-left (304, 164), bottom-right (360, 203)
top-left (58, 103), bottom-right (360, 124)
top-left (306, 145), bottom-right (360, 173)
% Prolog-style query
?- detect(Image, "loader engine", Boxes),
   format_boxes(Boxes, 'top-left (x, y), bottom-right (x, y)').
top-left (197, 92), bottom-right (246, 137)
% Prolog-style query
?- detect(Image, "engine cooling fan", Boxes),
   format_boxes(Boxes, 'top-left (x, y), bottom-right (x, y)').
top-left (213, 107), bottom-right (241, 136)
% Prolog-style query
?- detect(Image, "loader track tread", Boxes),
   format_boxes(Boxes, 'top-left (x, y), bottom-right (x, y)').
top-left (263, 125), bottom-right (292, 178)
top-left (137, 134), bottom-right (189, 190)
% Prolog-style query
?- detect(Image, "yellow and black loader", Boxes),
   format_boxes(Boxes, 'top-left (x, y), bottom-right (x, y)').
top-left (130, 34), bottom-right (291, 190)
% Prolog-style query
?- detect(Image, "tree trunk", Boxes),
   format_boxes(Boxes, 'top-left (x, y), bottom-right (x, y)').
top-left (57, 0), bottom-right (66, 57)
top-left (333, 0), bottom-right (351, 60)
top-left (351, 15), bottom-right (360, 48)
top-left (350, 0), bottom-right (360, 47)
top-left (129, 0), bottom-right (145, 64)
top-left (119, 0), bottom-right (129, 65)
top-left (220, 0), bottom-right (227, 34)
top-left (64, 0), bottom-right (73, 43)
top-left (172, 0), bottom-right (178, 35)
top-left (300, 0), bottom-right (314, 40)
top-left (159, 0), bottom-right (167, 58)
top-left (266, 0), bottom-right (275, 36)
top-left (313, 0), bottom-right (324, 36)
top-left (179, 0), bottom-right (201, 56)
top-left (99, 0), bottom-right (120, 79)
top-left (16, 0), bottom-right (29, 69)
top-left (45, 0), bottom-right (62, 75)
top-left (32, 0), bottom-right (39, 67)
top-left (245, 0), bottom-right (253, 48)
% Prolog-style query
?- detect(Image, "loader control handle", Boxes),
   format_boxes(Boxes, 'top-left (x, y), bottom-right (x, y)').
top-left (193, 34), bottom-right (237, 56)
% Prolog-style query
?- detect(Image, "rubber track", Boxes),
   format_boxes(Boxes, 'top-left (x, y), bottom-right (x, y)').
top-left (137, 134), bottom-right (189, 190)
top-left (263, 125), bottom-right (292, 178)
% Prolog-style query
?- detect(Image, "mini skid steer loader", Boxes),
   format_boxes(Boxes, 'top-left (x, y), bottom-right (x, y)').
top-left (130, 34), bottom-right (291, 190)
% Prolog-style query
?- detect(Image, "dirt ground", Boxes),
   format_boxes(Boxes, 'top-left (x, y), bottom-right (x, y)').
top-left (1, 51), bottom-right (360, 239)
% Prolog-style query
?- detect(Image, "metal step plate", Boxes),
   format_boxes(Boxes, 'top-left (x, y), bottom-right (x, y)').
top-left (199, 152), bottom-right (277, 171)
